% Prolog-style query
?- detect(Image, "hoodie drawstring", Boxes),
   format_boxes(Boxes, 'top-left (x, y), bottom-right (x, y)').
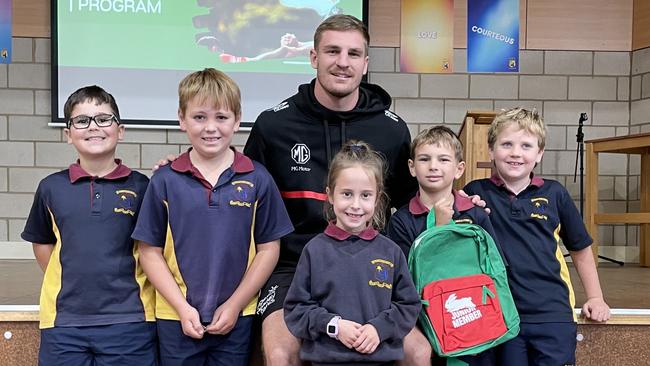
top-left (323, 119), bottom-right (332, 164)
top-left (341, 120), bottom-right (347, 151)
top-left (323, 119), bottom-right (349, 166)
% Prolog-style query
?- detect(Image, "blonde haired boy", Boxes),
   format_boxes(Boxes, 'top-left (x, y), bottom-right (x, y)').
top-left (464, 107), bottom-right (610, 365)
top-left (133, 68), bottom-right (293, 366)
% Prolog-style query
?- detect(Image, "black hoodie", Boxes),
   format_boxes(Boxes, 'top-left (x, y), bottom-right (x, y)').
top-left (244, 80), bottom-right (417, 269)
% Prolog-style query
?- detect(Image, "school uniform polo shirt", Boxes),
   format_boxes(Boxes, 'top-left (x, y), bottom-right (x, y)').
top-left (386, 190), bottom-right (502, 258)
top-left (21, 161), bottom-right (154, 329)
top-left (132, 148), bottom-right (294, 322)
top-left (464, 174), bottom-right (591, 323)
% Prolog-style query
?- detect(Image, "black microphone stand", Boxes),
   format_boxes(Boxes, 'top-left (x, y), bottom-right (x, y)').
top-left (573, 113), bottom-right (623, 266)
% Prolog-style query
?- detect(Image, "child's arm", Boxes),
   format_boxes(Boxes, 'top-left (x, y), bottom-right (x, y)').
top-left (206, 240), bottom-right (280, 335)
top-left (569, 246), bottom-right (611, 322)
top-left (32, 244), bottom-right (54, 272)
top-left (386, 214), bottom-right (415, 257)
top-left (138, 241), bottom-right (205, 339)
top-left (284, 247), bottom-right (362, 344)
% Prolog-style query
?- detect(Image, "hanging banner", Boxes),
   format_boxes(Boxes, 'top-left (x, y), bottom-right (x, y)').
top-left (400, 0), bottom-right (454, 73)
top-left (0, 0), bottom-right (10, 63)
top-left (467, 0), bottom-right (519, 73)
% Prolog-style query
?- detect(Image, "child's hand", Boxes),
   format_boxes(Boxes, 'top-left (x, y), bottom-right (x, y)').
top-left (179, 305), bottom-right (204, 339)
top-left (433, 195), bottom-right (454, 226)
top-left (353, 324), bottom-right (380, 354)
top-left (337, 319), bottom-right (362, 349)
top-left (582, 297), bottom-right (611, 322)
top-left (205, 301), bottom-right (240, 335)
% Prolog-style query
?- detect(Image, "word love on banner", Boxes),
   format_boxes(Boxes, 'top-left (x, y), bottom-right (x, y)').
top-left (400, 0), bottom-right (454, 73)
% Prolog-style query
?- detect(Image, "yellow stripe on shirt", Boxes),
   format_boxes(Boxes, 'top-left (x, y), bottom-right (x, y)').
top-left (242, 200), bottom-right (259, 316)
top-left (554, 224), bottom-right (578, 322)
top-left (155, 200), bottom-right (189, 321)
top-left (39, 208), bottom-right (63, 329)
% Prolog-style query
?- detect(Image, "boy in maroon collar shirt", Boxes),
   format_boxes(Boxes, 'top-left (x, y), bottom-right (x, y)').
top-left (22, 85), bottom-right (156, 366)
top-left (387, 126), bottom-right (503, 366)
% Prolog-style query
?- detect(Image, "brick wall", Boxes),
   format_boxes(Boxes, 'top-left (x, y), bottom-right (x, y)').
top-left (369, 47), bottom-right (641, 257)
top-left (0, 38), bottom-right (646, 261)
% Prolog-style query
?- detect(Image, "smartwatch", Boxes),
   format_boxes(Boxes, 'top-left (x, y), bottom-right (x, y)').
top-left (326, 315), bottom-right (341, 339)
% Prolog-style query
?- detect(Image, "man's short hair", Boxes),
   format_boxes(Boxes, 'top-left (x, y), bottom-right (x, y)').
top-left (410, 126), bottom-right (464, 162)
top-left (178, 68), bottom-right (241, 118)
top-left (63, 85), bottom-right (120, 121)
top-left (488, 107), bottom-right (546, 150)
top-left (313, 14), bottom-right (369, 55)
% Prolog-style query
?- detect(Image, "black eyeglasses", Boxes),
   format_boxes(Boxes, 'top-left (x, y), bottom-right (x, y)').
top-left (67, 114), bottom-right (119, 129)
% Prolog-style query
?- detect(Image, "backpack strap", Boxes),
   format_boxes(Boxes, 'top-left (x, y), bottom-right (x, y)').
top-left (425, 206), bottom-right (455, 229)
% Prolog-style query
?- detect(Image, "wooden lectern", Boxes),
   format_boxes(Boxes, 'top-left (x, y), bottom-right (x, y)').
top-left (584, 133), bottom-right (650, 267)
top-left (455, 110), bottom-right (496, 190)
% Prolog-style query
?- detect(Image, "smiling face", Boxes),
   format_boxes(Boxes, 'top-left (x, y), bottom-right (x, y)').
top-left (178, 96), bottom-right (240, 163)
top-left (327, 164), bottom-right (377, 235)
top-left (489, 124), bottom-right (544, 189)
top-left (310, 29), bottom-right (369, 110)
top-left (409, 142), bottom-right (465, 195)
top-left (65, 100), bottom-right (124, 161)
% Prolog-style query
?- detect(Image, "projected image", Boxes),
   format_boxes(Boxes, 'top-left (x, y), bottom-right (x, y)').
top-left (53, 0), bottom-right (365, 126)
top-left (194, 1), bottom-right (342, 64)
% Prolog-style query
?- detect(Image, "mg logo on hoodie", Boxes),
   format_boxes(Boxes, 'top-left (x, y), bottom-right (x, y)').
top-left (291, 144), bottom-right (310, 165)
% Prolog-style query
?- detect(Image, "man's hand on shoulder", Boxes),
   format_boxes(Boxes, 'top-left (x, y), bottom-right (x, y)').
top-left (153, 154), bottom-right (179, 172)
top-left (457, 189), bottom-right (490, 214)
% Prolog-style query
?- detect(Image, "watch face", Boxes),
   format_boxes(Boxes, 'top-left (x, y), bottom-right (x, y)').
top-left (328, 324), bottom-right (336, 333)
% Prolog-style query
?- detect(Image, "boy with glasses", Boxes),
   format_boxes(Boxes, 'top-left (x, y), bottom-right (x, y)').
top-left (22, 85), bottom-right (157, 366)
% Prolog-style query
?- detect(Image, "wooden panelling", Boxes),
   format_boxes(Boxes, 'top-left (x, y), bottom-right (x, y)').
top-left (368, 0), bottom-right (401, 47)
top-left (7, 0), bottom-right (640, 50)
top-left (633, 0), bottom-right (650, 50)
top-left (12, 0), bottom-right (50, 38)
top-left (527, 0), bottom-right (632, 51)
top-left (3, 317), bottom-right (650, 366)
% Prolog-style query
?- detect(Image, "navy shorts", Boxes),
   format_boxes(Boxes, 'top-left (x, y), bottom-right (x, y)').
top-left (256, 270), bottom-right (295, 320)
top-left (39, 321), bottom-right (157, 366)
top-left (430, 348), bottom-right (496, 366)
top-left (157, 316), bottom-right (253, 366)
top-left (498, 322), bottom-right (577, 366)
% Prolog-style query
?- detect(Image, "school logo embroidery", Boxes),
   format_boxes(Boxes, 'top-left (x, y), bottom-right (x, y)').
top-left (445, 293), bottom-right (483, 329)
top-left (368, 259), bottom-right (393, 289)
top-left (230, 180), bottom-right (254, 208)
top-left (114, 189), bottom-right (137, 216)
top-left (256, 285), bottom-right (278, 315)
top-left (530, 197), bottom-right (549, 220)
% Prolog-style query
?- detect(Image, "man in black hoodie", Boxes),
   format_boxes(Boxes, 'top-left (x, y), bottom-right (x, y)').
top-left (244, 14), bottom-right (418, 366)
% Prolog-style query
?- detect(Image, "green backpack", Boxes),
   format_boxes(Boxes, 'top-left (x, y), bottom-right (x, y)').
top-left (408, 209), bottom-right (520, 359)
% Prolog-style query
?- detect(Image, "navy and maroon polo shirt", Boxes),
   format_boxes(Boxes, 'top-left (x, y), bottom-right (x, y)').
top-left (464, 174), bottom-right (591, 323)
top-left (386, 190), bottom-right (502, 258)
top-left (21, 161), bottom-right (154, 329)
top-left (132, 148), bottom-right (294, 322)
